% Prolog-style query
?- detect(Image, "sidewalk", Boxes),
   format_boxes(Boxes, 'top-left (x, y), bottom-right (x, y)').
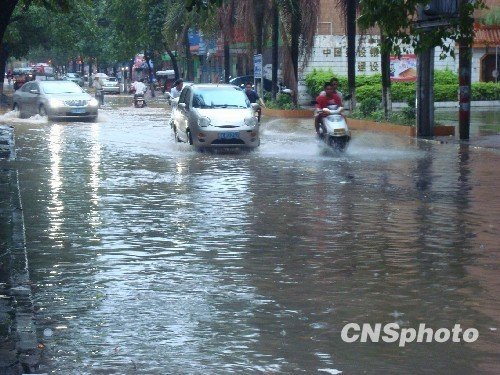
top-left (0, 125), bottom-right (42, 374)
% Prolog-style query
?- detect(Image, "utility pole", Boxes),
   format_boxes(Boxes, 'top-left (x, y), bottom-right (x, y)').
top-left (416, 47), bottom-right (435, 137)
top-left (458, 0), bottom-right (472, 140)
top-left (415, 0), bottom-right (459, 137)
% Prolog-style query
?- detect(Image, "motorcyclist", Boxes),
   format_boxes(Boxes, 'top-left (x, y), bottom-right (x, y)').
top-left (170, 79), bottom-right (184, 99)
top-left (132, 78), bottom-right (148, 105)
top-left (314, 82), bottom-right (343, 134)
top-left (244, 82), bottom-right (265, 122)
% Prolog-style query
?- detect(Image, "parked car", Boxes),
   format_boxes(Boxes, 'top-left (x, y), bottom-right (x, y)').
top-left (62, 72), bottom-right (85, 87)
top-left (101, 77), bottom-right (120, 94)
top-left (171, 84), bottom-right (260, 149)
top-left (12, 67), bottom-right (36, 91)
top-left (229, 75), bottom-right (275, 92)
top-left (12, 80), bottom-right (98, 121)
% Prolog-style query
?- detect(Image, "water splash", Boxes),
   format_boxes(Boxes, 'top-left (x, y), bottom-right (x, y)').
top-left (0, 110), bottom-right (48, 124)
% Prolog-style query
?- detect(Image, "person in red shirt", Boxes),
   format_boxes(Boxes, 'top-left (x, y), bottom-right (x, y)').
top-left (314, 82), bottom-right (343, 133)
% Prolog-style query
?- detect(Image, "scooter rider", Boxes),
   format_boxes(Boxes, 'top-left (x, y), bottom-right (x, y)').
top-left (133, 78), bottom-right (148, 105)
top-left (244, 82), bottom-right (266, 122)
top-left (314, 82), bottom-right (343, 133)
top-left (170, 79), bottom-right (184, 99)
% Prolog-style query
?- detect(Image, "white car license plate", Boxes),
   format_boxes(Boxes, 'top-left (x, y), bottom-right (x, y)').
top-left (218, 132), bottom-right (239, 139)
top-left (71, 108), bottom-right (86, 114)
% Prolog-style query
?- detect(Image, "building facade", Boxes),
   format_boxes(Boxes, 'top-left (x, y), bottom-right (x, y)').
top-left (304, 0), bottom-right (500, 84)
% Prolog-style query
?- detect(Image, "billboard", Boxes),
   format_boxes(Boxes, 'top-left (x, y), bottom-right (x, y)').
top-left (390, 54), bottom-right (417, 82)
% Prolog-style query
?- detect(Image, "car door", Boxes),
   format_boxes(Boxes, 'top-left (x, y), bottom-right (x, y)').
top-left (25, 82), bottom-right (41, 116)
top-left (175, 87), bottom-right (191, 142)
top-left (19, 83), bottom-right (35, 116)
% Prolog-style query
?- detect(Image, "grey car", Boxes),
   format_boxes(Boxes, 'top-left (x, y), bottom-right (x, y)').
top-left (62, 72), bottom-right (85, 87)
top-left (102, 77), bottom-right (120, 94)
top-left (12, 80), bottom-right (99, 121)
top-left (171, 84), bottom-right (260, 148)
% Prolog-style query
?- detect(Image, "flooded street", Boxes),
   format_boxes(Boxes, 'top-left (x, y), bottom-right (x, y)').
top-left (1, 98), bottom-right (499, 374)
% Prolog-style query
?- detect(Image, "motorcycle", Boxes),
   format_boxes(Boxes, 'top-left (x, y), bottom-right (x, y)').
top-left (315, 105), bottom-right (351, 151)
top-left (134, 93), bottom-right (146, 108)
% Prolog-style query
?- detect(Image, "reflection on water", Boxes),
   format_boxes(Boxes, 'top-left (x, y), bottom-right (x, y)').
top-left (9, 102), bottom-right (500, 374)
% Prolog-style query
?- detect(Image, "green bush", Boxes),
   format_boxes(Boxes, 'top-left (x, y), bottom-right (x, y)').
top-left (356, 74), bottom-right (382, 87)
top-left (472, 82), bottom-right (500, 100)
top-left (391, 82), bottom-right (416, 102)
top-left (356, 85), bottom-right (382, 102)
top-left (359, 97), bottom-right (380, 117)
top-left (305, 69), bottom-right (499, 103)
top-left (434, 69), bottom-right (458, 84)
top-left (433, 84), bottom-right (457, 101)
top-left (266, 93), bottom-right (295, 110)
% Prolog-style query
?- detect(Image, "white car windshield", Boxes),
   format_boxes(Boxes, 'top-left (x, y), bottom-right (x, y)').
top-left (41, 82), bottom-right (84, 94)
top-left (192, 88), bottom-right (250, 109)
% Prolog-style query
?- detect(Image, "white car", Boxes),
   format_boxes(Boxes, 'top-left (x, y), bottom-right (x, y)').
top-left (171, 84), bottom-right (260, 148)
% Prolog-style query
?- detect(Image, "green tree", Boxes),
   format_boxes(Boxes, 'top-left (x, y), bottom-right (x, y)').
top-left (0, 0), bottom-right (72, 95)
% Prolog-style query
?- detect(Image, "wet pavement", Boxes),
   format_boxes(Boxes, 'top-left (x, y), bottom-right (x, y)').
top-left (0, 96), bottom-right (499, 374)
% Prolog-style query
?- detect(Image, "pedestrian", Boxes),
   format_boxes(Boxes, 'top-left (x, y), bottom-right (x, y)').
top-left (94, 76), bottom-right (104, 105)
top-left (244, 82), bottom-right (266, 122)
top-left (6, 69), bottom-right (13, 88)
top-left (170, 79), bottom-right (184, 99)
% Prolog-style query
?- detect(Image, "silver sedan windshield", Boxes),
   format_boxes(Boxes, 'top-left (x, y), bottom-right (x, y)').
top-left (41, 82), bottom-right (83, 94)
top-left (192, 88), bottom-right (249, 108)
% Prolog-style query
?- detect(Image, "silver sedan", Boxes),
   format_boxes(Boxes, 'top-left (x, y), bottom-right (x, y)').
top-left (171, 84), bottom-right (260, 148)
top-left (12, 80), bottom-right (99, 121)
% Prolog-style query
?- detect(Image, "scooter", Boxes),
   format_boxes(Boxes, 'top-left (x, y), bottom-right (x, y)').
top-left (134, 93), bottom-right (146, 108)
top-left (315, 105), bottom-right (351, 150)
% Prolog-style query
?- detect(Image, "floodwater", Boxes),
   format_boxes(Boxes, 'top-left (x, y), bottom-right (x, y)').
top-left (1, 98), bottom-right (499, 374)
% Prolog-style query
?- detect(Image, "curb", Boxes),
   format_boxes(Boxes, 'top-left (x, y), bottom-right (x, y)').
top-left (0, 126), bottom-right (41, 374)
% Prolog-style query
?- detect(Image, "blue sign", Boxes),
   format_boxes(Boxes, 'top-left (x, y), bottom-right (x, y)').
top-left (254, 54), bottom-right (262, 79)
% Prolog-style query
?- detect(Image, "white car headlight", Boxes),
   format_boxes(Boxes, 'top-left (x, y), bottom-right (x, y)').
top-left (244, 116), bottom-right (258, 127)
top-left (89, 98), bottom-right (99, 106)
top-left (48, 98), bottom-right (65, 108)
top-left (198, 116), bottom-right (211, 128)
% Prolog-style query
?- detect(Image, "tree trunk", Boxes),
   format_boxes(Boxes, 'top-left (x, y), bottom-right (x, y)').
top-left (0, 1), bottom-right (19, 46)
top-left (80, 57), bottom-right (85, 77)
top-left (224, 38), bottom-right (230, 83)
top-left (88, 60), bottom-right (93, 87)
top-left (165, 45), bottom-right (180, 80)
top-left (184, 28), bottom-right (194, 81)
top-left (380, 35), bottom-right (392, 119)
top-left (290, 0), bottom-right (300, 106)
top-left (0, 44), bottom-right (8, 98)
top-left (254, 0), bottom-right (264, 54)
top-left (271, 0), bottom-right (279, 100)
top-left (346, 0), bottom-right (357, 110)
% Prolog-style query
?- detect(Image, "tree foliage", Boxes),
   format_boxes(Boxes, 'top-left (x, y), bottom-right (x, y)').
top-left (358, 0), bottom-right (486, 58)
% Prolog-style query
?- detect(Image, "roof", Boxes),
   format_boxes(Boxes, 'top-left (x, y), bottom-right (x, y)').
top-left (473, 24), bottom-right (500, 47)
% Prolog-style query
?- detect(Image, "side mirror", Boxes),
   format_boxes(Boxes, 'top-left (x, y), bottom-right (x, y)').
top-left (251, 103), bottom-right (260, 111)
